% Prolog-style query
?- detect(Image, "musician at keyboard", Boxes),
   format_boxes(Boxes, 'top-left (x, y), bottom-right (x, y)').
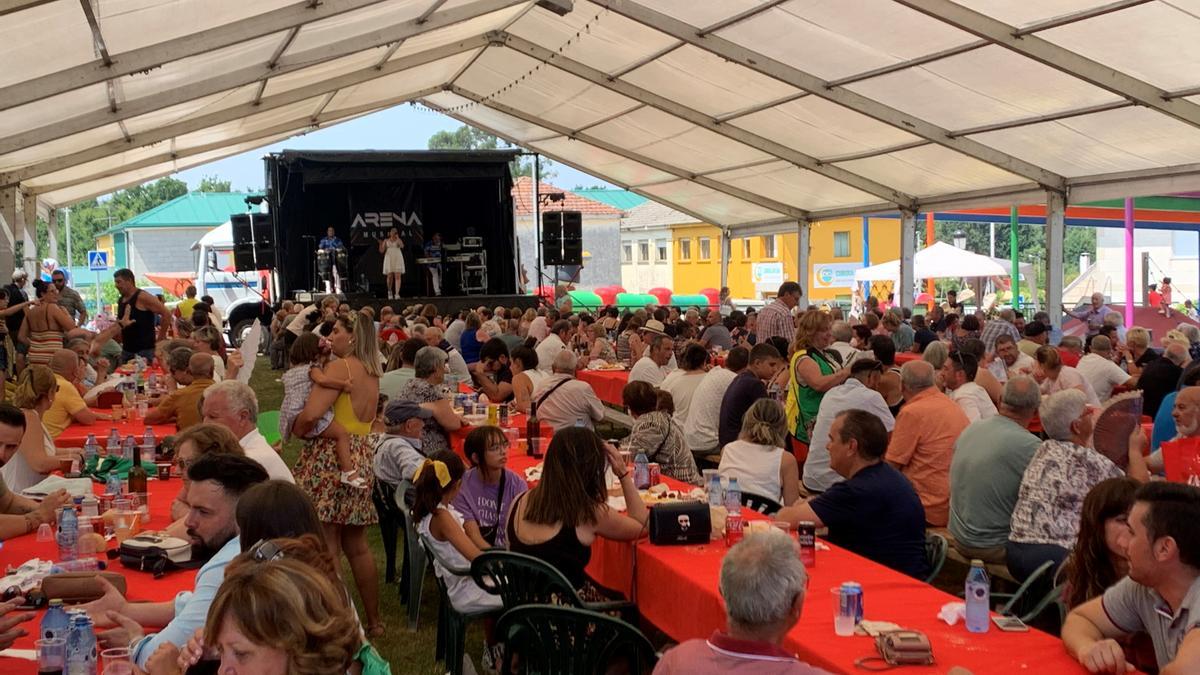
top-left (422, 232), bottom-right (443, 295)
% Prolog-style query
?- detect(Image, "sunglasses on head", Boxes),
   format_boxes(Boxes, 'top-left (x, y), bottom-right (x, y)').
top-left (250, 539), bottom-right (285, 562)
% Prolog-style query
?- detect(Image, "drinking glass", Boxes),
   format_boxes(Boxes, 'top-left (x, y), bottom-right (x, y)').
top-left (831, 588), bottom-right (856, 637)
top-left (101, 647), bottom-right (132, 675)
top-left (36, 637), bottom-right (66, 674)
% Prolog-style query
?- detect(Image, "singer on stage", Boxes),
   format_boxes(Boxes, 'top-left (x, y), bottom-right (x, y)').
top-left (379, 227), bottom-right (405, 299)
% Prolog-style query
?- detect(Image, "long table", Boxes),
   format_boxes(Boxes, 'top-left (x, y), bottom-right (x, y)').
top-left (0, 478), bottom-right (188, 672)
top-left (57, 410), bottom-right (176, 448)
top-left (575, 368), bottom-right (629, 407)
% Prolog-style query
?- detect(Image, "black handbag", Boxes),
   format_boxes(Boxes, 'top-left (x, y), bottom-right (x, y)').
top-left (648, 501), bottom-right (711, 545)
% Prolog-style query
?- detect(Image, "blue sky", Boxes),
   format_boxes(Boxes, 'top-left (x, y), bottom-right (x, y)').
top-left (174, 104), bottom-right (611, 192)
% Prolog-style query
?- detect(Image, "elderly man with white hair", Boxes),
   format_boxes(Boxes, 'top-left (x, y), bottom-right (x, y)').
top-left (529, 350), bottom-right (605, 431)
top-left (1077, 335), bottom-right (1137, 402)
top-left (885, 360), bottom-right (969, 527)
top-left (654, 529), bottom-right (830, 674)
top-left (1006, 389), bottom-right (1148, 581)
top-left (423, 325), bottom-right (470, 383)
top-left (827, 320), bottom-right (858, 366)
top-left (1063, 292), bottom-right (1112, 337)
top-left (201, 380), bottom-right (294, 483)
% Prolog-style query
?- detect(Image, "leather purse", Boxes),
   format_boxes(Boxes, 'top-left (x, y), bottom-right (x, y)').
top-left (119, 534), bottom-right (201, 578)
top-left (856, 630), bottom-right (935, 670)
top-left (40, 571), bottom-right (127, 604)
top-left (648, 501), bottom-right (711, 545)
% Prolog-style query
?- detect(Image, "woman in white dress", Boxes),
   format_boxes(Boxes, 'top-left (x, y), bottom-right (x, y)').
top-left (379, 227), bottom-right (405, 299)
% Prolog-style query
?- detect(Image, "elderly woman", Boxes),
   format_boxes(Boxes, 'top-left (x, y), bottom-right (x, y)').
top-left (1122, 326), bottom-right (1156, 374)
top-left (1034, 345), bottom-right (1100, 406)
top-left (292, 312), bottom-right (384, 636)
top-left (398, 345), bottom-right (464, 455)
top-left (785, 310), bottom-right (850, 458)
top-left (621, 381), bottom-right (701, 486)
top-left (922, 341), bottom-right (949, 390)
top-left (1, 365), bottom-right (82, 493)
top-left (1006, 389), bottom-right (1148, 581)
top-left (718, 398), bottom-right (799, 506)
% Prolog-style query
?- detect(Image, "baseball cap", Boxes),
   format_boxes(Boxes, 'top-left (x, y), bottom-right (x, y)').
top-left (383, 400), bottom-right (433, 425)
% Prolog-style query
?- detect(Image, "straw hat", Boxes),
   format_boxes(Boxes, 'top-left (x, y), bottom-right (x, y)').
top-left (641, 319), bottom-right (668, 336)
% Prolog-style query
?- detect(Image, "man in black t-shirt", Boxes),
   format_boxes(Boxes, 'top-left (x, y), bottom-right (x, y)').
top-left (778, 409), bottom-right (929, 579)
top-left (470, 337), bottom-right (515, 403)
top-left (911, 315), bottom-right (938, 354)
top-left (717, 343), bottom-right (784, 447)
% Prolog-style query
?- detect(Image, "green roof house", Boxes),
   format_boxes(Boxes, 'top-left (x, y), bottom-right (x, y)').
top-left (96, 192), bottom-right (259, 275)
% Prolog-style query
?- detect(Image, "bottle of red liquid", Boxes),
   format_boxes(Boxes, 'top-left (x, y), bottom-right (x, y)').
top-left (526, 400), bottom-right (541, 458)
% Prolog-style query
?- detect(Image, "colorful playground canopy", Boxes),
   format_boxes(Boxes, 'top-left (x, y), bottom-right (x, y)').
top-left (4, 1), bottom-right (1200, 230)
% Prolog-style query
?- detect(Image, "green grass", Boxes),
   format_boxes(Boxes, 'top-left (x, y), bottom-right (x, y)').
top-left (250, 357), bottom-right (482, 674)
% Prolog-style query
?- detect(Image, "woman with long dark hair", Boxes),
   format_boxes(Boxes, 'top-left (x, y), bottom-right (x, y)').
top-left (1061, 477), bottom-right (1138, 609)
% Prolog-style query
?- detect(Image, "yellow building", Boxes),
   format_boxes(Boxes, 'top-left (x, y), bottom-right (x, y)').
top-left (670, 217), bottom-right (901, 302)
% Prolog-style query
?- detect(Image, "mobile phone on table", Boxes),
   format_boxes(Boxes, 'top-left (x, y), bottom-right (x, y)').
top-left (992, 614), bottom-right (1029, 632)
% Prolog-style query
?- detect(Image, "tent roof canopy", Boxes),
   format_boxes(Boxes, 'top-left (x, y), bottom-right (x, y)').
top-left (854, 241), bottom-right (1007, 282)
top-left (4, 0), bottom-right (1200, 228)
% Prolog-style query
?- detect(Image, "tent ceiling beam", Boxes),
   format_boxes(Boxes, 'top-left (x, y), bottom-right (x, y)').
top-left (821, 140), bottom-right (930, 164)
top-left (447, 83), bottom-right (810, 219)
top-left (0, 0), bottom-right (54, 17)
top-left (417, 0), bottom-right (451, 23)
top-left (0, 0), bottom-right (514, 155)
top-left (420, 97), bottom-right (733, 226)
top-left (948, 101), bottom-right (1132, 137)
top-left (593, 0), bottom-right (1067, 190)
top-left (697, 0), bottom-right (789, 36)
top-left (0, 0), bottom-right (404, 112)
top-left (571, 103), bottom-right (644, 135)
top-left (77, 0), bottom-right (112, 66)
top-left (0, 36), bottom-right (490, 186)
top-left (713, 92), bottom-right (808, 123)
top-left (893, 0), bottom-right (1200, 131)
top-left (28, 89), bottom-right (433, 196)
top-left (501, 33), bottom-right (918, 208)
top-left (608, 43), bottom-right (682, 79)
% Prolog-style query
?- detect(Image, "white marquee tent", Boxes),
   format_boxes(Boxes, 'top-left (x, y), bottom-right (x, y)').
top-left (4, 0), bottom-right (1200, 320)
top-left (854, 241), bottom-right (1006, 281)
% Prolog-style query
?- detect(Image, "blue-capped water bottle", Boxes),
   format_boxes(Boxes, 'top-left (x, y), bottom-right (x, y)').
top-left (40, 598), bottom-right (70, 641)
top-left (105, 472), bottom-right (123, 497)
top-left (724, 476), bottom-right (742, 515)
top-left (56, 506), bottom-right (78, 562)
top-left (122, 435), bottom-right (137, 462)
top-left (965, 559), bottom-right (990, 633)
top-left (66, 612), bottom-right (97, 675)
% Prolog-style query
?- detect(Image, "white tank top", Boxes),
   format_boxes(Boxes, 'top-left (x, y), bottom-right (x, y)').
top-left (718, 440), bottom-right (784, 503)
top-left (1, 418), bottom-right (56, 494)
top-left (522, 368), bottom-right (548, 392)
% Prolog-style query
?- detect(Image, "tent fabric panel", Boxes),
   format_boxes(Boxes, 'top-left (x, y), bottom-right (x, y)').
top-left (619, 44), bottom-right (799, 118)
top-left (387, 2), bottom-right (529, 57)
top-left (117, 33), bottom-right (284, 103)
top-left (529, 136), bottom-right (679, 187)
top-left (262, 48), bottom-right (393, 100)
top-left (323, 51), bottom-right (478, 111)
top-left (508, 1), bottom-right (676, 75)
top-left (98, 0), bottom-right (297, 53)
top-left (0, 0), bottom-right (94, 88)
top-left (844, 45), bottom-right (1123, 131)
top-left (835, 144), bottom-right (1028, 197)
top-left (24, 143), bottom-right (178, 190)
top-left (637, 178), bottom-right (786, 226)
top-left (716, 0), bottom-right (977, 82)
top-left (634, 0), bottom-right (765, 30)
top-left (972, 107), bottom-right (1200, 178)
top-left (423, 90), bottom-right (562, 142)
top-left (280, 0), bottom-right (431, 55)
top-left (585, 106), bottom-right (773, 174)
top-left (457, 47), bottom-right (638, 129)
top-left (0, 82), bottom-right (109, 139)
top-left (705, 161), bottom-right (881, 212)
top-left (1038, 1), bottom-right (1200, 91)
top-left (952, 0), bottom-right (1153, 29)
top-left (119, 89), bottom-right (262, 137)
top-left (731, 95), bottom-right (921, 160)
top-left (0, 125), bottom-right (124, 174)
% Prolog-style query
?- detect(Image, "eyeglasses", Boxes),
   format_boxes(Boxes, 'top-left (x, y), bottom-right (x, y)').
top-left (487, 442), bottom-right (510, 453)
top-left (250, 539), bottom-right (285, 562)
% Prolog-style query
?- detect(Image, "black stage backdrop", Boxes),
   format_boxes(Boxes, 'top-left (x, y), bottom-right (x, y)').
top-left (265, 150), bottom-right (518, 297)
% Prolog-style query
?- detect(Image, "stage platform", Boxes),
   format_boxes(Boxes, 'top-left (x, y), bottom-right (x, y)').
top-left (342, 293), bottom-right (541, 317)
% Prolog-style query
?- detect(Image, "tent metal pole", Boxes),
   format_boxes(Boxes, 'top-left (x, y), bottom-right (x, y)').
top-left (862, 216), bottom-right (871, 300)
top-left (1046, 191), bottom-right (1066, 327)
top-left (797, 219), bottom-right (810, 311)
top-left (1010, 206), bottom-right (1019, 310)
top-left (1124, 197), bottom-right (1135, 326)
top-left (900, 210), bottom-right (916, 311)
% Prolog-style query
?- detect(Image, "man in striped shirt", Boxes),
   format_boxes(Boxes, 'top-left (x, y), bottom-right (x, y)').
top-left (757, 281), bottom-right (802, 345)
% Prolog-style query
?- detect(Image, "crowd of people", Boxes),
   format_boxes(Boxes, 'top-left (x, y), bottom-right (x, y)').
top-left (3, 267), bottom-right (1200, 673)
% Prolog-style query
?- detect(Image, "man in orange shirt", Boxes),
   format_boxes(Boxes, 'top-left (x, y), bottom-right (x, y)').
top-left (885, 360), bottom-right (969, 526)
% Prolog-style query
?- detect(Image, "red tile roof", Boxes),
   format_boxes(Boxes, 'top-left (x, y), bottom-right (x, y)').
top-left (511, 176), bottom-right (623, 217)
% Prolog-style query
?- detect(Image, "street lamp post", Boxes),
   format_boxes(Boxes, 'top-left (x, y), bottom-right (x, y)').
top-left (953, 230), bottom-right (967, 250)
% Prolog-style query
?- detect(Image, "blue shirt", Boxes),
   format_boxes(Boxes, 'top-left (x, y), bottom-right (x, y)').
top-left (131, 535), bottom-right (241, 668)
top-left (811, 463), bottom-right (929, 579)
top-left (318, 236), bottom-right (344, 250)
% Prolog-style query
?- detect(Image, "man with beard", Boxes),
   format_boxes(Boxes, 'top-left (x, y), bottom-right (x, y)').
top-left (80, 454), bottom-right (267, 669)
top-left (1063, 482), bottom-right (1200, 674)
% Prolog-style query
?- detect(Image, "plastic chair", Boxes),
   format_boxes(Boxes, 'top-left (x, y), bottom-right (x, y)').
top-left (924, 532), bottom-right (948, 584)
top-left (392, 480), bottom-right (427, 631)
top-left (372, 480), bottom-right (400, 584)
top-left (741, 491), bottom-right (782, 515)
top-left (256, 410), bottom-right (281, 446)
top-left (97, 390), bottom-right (124, 408)
top-left (470, 550), bottom-right (635, 620)
top-left (495, 604), bottom-right (657, 675)
top-left (993, 560), bottom-right (1065, 624)
top-left (419, 532), bottom-right (502, 675)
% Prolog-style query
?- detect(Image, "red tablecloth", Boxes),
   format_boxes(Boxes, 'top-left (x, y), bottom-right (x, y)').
top-left (895, 351), bottom-right (922, 364)
top-left (1, 478), bottom-right (188, 672)
top-left (56, 410), bottom-right (176, 448)
top-left (576, 369), bottom-right (629, 407)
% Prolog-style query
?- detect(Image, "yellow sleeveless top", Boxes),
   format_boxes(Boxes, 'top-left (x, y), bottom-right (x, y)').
top-left (333, 392), bottom-right (372, 436)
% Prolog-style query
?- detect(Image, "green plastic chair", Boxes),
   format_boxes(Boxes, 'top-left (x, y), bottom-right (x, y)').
top-left (924, 532), bottom-right (948, 584)
top-left (470, 550), bottom-right (635, 621)
top-left (257, 410), bottom-right (281, 446)
top-left (496, 604), bottom-right (657, 675)
top-left (394, 480), bottom-right (427, 631)
top-left (993, 560), bottom-right (1066, 625)
top-left (419, 532), bottom-right (501, 675)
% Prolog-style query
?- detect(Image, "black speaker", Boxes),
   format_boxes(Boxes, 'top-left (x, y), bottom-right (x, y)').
top-left (232, 212), bottom-right (275, 271)
top-left (560, 211), bottom-right (582, 266)
top-left (541, 211), bottom-right (564, 265)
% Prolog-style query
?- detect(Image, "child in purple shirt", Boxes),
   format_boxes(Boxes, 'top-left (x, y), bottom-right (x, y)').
top-left (453, 426), bottom-right (528, 548)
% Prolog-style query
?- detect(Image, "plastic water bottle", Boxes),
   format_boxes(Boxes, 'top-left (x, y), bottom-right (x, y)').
top-left (105, 472), bottom-right (123, 497)
top-left (633, 451), bottom-right (650, 489)
top-left (52, 558), bottom-right (105, 573)
top-left (122, 435), bottom-right (137, 462)
top-left (57, 506), bottom-right (78, 562)
top-left (707, 472), bottom-right (723, 507)
top-left (106, 429), bottom-right (120, 456)
top-left (82, 434), bottom-right (98, 463)
top-left (40, 598), bottom-right (70, 641)
top-left (143, 426), bottom-right (156, 452)
top-left (724, 476), bottom-right (742, 516)
top-left (66, 613), bottom-right (97, 675)
top-left (965, 559), bottom-right (991, 633)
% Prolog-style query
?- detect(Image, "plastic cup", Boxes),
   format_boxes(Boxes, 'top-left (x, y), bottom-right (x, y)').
top-left (831, 587), bottom-right (856, 636)
top-left (36, 522), bottom-right (53, 542)
top-left (101, 646), bottom-right (132, 674)
top-left (134, 492), bottom-right (150, 523)
top-left (37, 637), bottom-right (66, 672)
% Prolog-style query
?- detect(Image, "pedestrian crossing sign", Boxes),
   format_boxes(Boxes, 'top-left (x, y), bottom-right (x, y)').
top-left (87, 250), bottom-right (109, 271)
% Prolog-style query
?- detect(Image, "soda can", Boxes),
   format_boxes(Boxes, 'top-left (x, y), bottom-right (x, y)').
top-left (724, 511), bottom-right (744, 547)
top-left (499, 404), bottom-right (510, 426)
top-left (648, 462), bottom-right (661, 486)
top-left (797, 520), bottom-right (816, 568)
top-left (841, 582), bottom-right (864, 624)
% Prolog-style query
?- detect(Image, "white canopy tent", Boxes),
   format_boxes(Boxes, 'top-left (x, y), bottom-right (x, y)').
top-left (855, 241), bottom-right (1006, 282)
top-left (2, 0), bottom-right (1200, 323)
